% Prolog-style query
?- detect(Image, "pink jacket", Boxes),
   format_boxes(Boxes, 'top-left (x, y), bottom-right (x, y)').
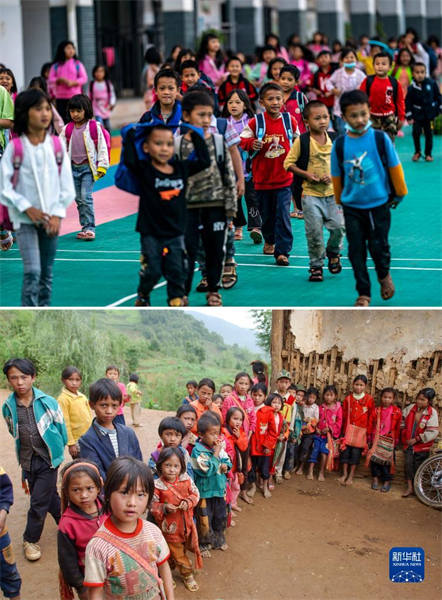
top-left (318, 402), bottom-right (342, 439)
top-left (222, 391), bottom-right (256, 434)
top-left (48, 58), bottom-right (88, 99)
top-left (198, 55), bottom-right (224, 88)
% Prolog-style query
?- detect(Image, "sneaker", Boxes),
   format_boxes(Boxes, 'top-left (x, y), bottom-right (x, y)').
top-left (134, 296), bottom-right (150, 307)
top-left (23, 541), bottom-right (41, 561)
top-left (250, 229), bottom-right (263, 244)
top-left (263, 242), bottom-right (275, 255)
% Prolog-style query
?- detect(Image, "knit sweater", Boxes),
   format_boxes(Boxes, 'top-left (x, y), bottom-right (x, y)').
top-left (57, 387), bottom-right (92, 446)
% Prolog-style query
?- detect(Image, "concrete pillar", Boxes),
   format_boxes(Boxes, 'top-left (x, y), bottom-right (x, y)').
top-left (162, 0), bottom-right (195, 53)
top-left (316, 0), bottom-right (345, 45)
top-left (233, 0), bottom-right (264, 55)
top-left (426, 0), bottom-right (442, 40)
top-left (277, 0), bottom-right (307, 48)
top-left (67, 0), bottom-right (78, 49)
top-left (405, 0), bottom-right (427, 39)
top-left (0, 0), bottom-right (25, 88)
top-left (76, 0), bottom-right (96, 81)
top-left (21, 0), bottom-right (51, 87)
top-left (349, 0), bottom-right (376, 39)
top-left (376, 0), bottom-right (405, 38)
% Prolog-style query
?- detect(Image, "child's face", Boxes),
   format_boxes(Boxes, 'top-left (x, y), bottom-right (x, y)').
top-left (186, 384), bottom-right (196, 396)
top-left (220, 385), bottom-right (232, 399)
top-left (270, 61), bottom-right (285, 80)
top-left (28, 100), bottom-right (52, 131)
top-left (271, 398), bottom-right (283, 412)
top-left (208, 37), bottom-right (220, 53)
top-left (381, 391), bottom-right (395, 407)
top-left (276, 378), bottom-right (290, 394)
top-left (252, 389), bottom-right (266, 407)
top-left (64, 43), bottom-right (76, 59)
top-left (313, 33), bottom-right (322, 44)
top-left (373, 56), bottom-right (391, 77)
top-left (324, 390), bottom-right (337, 405)
top-left (142, 129), bottom-right (174, 164)
top-left (292, 47), bottom-right (303, 60)
top-left (155, 77), bottom-right (178, 108)
top-left (0, 73), bottom-right (13, 93)
top-left (260, 89), bottom-right (284, 116)
top-left (235, 376), bottom-right (250, 396)
top-left (296, 391), bottom-right (305, 404)
top-left (279, 71), bottom-right (297, 93)
top-left (361, 36), bottom-right (369, 47)
top-left (63, 372), bottom-right (82, 394)
top-left (307, 393), bottom-right (317, 405)
top-left (353, 379), bottom-right (366, 395)
top-left (416, 393), bottom-right (429, 410)
top-left (343, 103), bottom-right (370, 134)
top-left (213, 397), bottom-right (223, 409)
top-left (227, 92), bottom-right (245, 118)
top-left (200, 424), bottom-right (220, 447)
top-left (94, 66), bottom-right (106, 81)
top-left (342, 52), bottom-right (357, 66)
top-left (106, 368), bottom-right (119, 382)
top-left (110, 476), bottom-right (149, 525)
top-left (92, 395), bottom-right (121, 427)
top-left (179, 411), bottom-right (196, 432)
top-left (318, 53), bottom-right (331, 68)
top-left (7, 366), bottom-right (35, 397)
top-left (161, 428), bottom-right (182, 448)
top-left (227, 60), bottom-right (242, 78)
top-left (413, 65), bottom-right (426, 82)
top-left (181, 67), bottom-right (199, 88)
top-left (184, 104), bottom-right (213, 132)
top-left (198, 384), bottom-right (213, 407)
top-left (70, 107), bottom-right (86, 124)
top-left (229, 411), bottom-right (243, 430)
top-left (68, 473), bottom-right (99, 513)
top-left (160, 454), bottom-right (182, 481)
top-left (389, 40), bottom-right (398, 50)
top-left (400, 52), bottom-right (412, 65)
top-left (307, 105), bottom-right (330, 134)
top-left (262, 49), bottom-right (276, 64)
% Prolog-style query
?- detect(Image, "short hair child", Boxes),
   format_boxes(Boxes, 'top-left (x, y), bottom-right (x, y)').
top-left (150, 416), bottom-right (193, 480)
top-left (176, 404), bottom-right (198, 453)
top-left (58, 365), bottom-right (92, 459)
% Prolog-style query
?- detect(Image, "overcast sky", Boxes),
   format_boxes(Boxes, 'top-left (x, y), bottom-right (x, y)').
top-left (190, 308), bottom-right (257, 329)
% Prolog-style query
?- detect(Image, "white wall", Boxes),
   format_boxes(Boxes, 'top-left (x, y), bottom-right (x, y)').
top-left (0, 0), bottom-right (25, 89)
top-left (22, 0), bottom-right (51, 86)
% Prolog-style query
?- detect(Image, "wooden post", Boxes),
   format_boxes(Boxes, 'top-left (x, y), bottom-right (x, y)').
top-left (329, 347), bottom-right (338, 384)
top-left (270, 310), bottom-right (285, 390)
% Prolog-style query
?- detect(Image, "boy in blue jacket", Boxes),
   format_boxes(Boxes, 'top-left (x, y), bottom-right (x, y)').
top-left (191, 411), bottom-right (231, 555)
top-left (139, 69), bottom-right (182, 128)
top-left (2, 358), bottom-right (67, 562)
top-left (149, 416), bottom-right (194, 479)
top-left (0, 467), bottom-right (22, 599)
top-left (79, 378), bottom-right (142, 480)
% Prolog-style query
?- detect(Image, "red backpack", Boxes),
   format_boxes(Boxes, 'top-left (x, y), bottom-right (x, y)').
top-left (65, 119), bottom-right (111, 161)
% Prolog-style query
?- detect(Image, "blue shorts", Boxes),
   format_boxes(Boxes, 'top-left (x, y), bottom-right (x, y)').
top-left (308, 435), bottom-right (329, 463)
top-left (0, 529), bottom-right (22, 598)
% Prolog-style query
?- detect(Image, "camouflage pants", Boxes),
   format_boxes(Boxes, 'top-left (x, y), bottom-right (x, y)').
top-left (370, 114), bottom-right (398, 142)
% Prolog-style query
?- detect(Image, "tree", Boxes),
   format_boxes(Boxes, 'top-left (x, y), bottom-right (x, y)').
top-left (251, 310), bottom-right (272, 354)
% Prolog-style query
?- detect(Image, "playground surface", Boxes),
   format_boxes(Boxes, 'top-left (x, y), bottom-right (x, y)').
top-left (1, 128), bottom-right (441, 307)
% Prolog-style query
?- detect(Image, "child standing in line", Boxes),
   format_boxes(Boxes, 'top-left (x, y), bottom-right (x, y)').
top-left (284, 385), bottom-right (306, 475)
top-left (250, 45), bottom-right (277, 87)
top-left (0, 466), bottom-right (22, 600)
top-left (212, 394), bottom-right (223, 410)
top-left (2, 358), bottom-right (67, 562)
top-left (307, 385), bottom-right (342, 480)
top-left (189, 378), bottom-right (223, 430)
top-left (217, 56), bottom-right (258, 110)
top-left (406, 62), bottom-right (442, 162)
top-left (308, 50), bottom-right (336, 117)
top-left (89, 65), bottom-right (116, 133)
top-left (266, 57), bottom-right (287, 84)
top-left (295, 387), bottom-right (320, 475)
top-left (251, 383), bottom-right (267, 412)
top-left (84, 456), bottom-right (175, 599)
top-left (272, 370), bottom-right (294, 482)
top-left (149, 417), bottom-right (194, 480)
top-left (360, 52), bottom-right (405, 142)
top-left (0, 89), bottom-right (75, 306)
top-left (126, 373), bottom-right (143, 427)
top-left (279, 65), bottom-right (308, 134)
top-left (331, 89), bottom-right (408, 307)
top-left (240, 82), bottom-right (299, 266)
top-left (151, 447), bottom-right (202, 592)
top-left (191, 412), bottom-right (232, 555)
top-left (401, 388), bottom-right (439, 498)
top-left (105, 365), bottom-right (129, 425)
top-left (57, 366), bottom-right (93, 459)
top-left (139, 69), bottom-right (182, 127)
top-left (219, 383), bottom-right (233, 400)
top-left (285, 100), bottom-right (344, 282)
top-left (79, 378), bottom-right (142, 480)
top-left (60, 94), bottom-right (109, 241)
top-left (183, 380), bottom-right (199, 404)
top-left (266, 394), bottom-right (285, 492)
top-left (222, 407), bottom-right (248, 512)
top-left (141, 46), bottom-right (163, 111)
top-left (58, 459), bottom-right (106, 600)
top-left (176, 404), bottom-right (198, 454)
top-left (366, 388), bottom-right (401, 493)
top-left (338, 374), bottom-right (374, 486)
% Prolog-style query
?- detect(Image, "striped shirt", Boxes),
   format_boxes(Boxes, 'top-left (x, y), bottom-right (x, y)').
top-left (95, 422), bottom-right (119, 457)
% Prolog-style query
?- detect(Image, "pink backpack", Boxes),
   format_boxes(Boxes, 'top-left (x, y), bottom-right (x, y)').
top-left (65, 120), bottom-right (111, 161)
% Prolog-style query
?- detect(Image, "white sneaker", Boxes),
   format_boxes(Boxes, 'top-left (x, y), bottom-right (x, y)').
top-left (23, 541), bottom-right (41, 561)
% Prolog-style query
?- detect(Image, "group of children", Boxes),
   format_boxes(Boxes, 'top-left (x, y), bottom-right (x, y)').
top-left (1, 356), bottom-right (439, 599)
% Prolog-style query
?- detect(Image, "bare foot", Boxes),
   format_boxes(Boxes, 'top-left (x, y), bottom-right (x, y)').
top-left (318, 473), bottom-right (325, 481)
top-left (337, 476), bottom-right (346, 485)
top-left (239, 491), bottom-right (254, 505)
top-left (296, 469), bottom-right (303, 476)
top-left (232, 504), bottom-right (242, 512)
top-left (263, 488), bottom-right (272, 498)
top-left (220, 543), bottom-right (229, 551)
top-left (402, 490), bottom-right (415, 498)
top-left (306, 473), bottom-right (314, 480)
top-left (346, 478), bottom-right (353, 486)
top-left (230, 519), bottom-right (236, 527)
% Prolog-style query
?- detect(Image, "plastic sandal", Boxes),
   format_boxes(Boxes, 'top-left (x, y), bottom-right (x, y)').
top-left (83, 230), bottom-right (95, 241)
top-left (183, 575), bottom-right (199, 592)
top-left (412, 152), bottom-right (421, 161)
top-left (76, 231), bottom-right (87, 239)
top-left (206, 292), bottom-right (223, 306)
top-left (196, 277), bottom-right (209, 292)
top-left (0, 230), bottom-right (13, 251)
top-left (309, 267), bottom-right (323, 282)
top-left (354, 295), bottom-right (371, 307)
top-left (328, 256), bottom-right (342, 274)
top-left (378, 273), bottom-right (395, 300)
top-left (222, 261), bottom-right (238, 289)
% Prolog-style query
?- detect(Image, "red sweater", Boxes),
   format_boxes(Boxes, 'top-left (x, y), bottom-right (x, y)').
top-left (360, 75), bottom-right (405, 120)
top-left (222, 426), bottom-right (248, 472)
top-left (240, 112), bottom-right (297, 190)
top-left (218, 74), bottom-right (258, 107)
top-left (342, 393), bottom-right (375, 434)
top-left (250, 405), bottom-right (282, 455)
top-left (308, 67), bottom-right (335, 108)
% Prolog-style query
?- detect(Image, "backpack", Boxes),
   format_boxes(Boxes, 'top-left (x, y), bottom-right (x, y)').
top-left (365, 75), bottom-right (399, 114)
top-left (250, 111), bottom-right (295, 160)
top-left (65, 120), bottom-right (111, 161)
top-left (216, 117), bottom-right (228, 137)
top-left (174, 132), bottom-right (226, 180)
top-left (89, 79), bottom-right (112, 105)
top-left (291, 131), bottom-right (338, 204)
top-left (11, 135), bottom-right (63, 189)
top-left (334, 129), bottom-right (396, 205)
top-left (115, 122), bottom-right (154, 195)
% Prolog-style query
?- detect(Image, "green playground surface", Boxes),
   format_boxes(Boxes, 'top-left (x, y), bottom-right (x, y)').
top-left (1, 130), bottom-right (441, 307)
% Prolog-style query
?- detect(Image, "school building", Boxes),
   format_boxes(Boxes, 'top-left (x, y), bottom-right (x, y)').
top-left (1, 0), bottom-right (441, 92)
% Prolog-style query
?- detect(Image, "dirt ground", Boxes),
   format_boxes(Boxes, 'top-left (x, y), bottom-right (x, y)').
top-left (0, 391), bottom-right (440, 600)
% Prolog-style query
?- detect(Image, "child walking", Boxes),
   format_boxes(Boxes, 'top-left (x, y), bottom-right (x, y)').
top-left (0, 89), bottom-right (75, 306)
top-left (0, 466), bottom-right (22, 600)
top-left (222, 407), bottom-right (249, 512)
top-left (217, 56), bottom-right (258, 110)
top-left (57, 366), bottom-right (93, 459)
top-left (151, 447), bottom-right (202, 592)
top-left (84, 456), bottom-right (175, 599)
top-left (191, 412), bottom-right (231, 555)
top-left (279, 65), bottom-right (308, 134)
top-left (58, 459), bottom-right (106, 600)
top-left (126, 373), bottom-right (143, 427)
top-left (60, 94), bottom-right (109, 241)
top-left (89, 65), bottom-right (116, 133)
top-left (308, 385), bottom-right (342, 480)
top-left (365, 387), bottom-right (401, 493)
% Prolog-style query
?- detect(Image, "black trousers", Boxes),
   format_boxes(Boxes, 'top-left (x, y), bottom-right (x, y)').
top-left (298, 433), bottom-right (315, 462)
top-left (185, 207), bottom-right (227, 294)
top-left (404, 447), bottom-right (429, 481)
top-left (343, 202), bottom-right (391, 297)
top-left (55, 99), bottom-right (70, 122)
top-left (139, 234), bottom-right (187, 302)
top-left (370, 460), bottom-right (393, 482)
top-left (283, 440), bottom-right (299, 472)
top-left (250, 455), bottom-right (271, 481)
top-left (206, 497), bottom-right (227, 547)
top-left (22, 455), bottom-right (60, 543)
top-left (412, 119), bottom-right (433, 156)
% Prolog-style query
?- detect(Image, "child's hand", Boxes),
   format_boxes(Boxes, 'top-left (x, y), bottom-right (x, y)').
top-left (278, 434), bottom-right (284, 441)
top-left (263, 448), bottom-right (271, 455)
top-left (408, 438), bottom-right (417, 446)
top-left (320, 174), bottom-right (331, 184)
top-left (25, 207), bottom-right (47, 224)
top-left (213, 437), bottom-right (222, 456)
top-left (45, 216), bottom-right (61, 237)
top-left (220, 464), bottom-right (228, 474)
top-left (178, 500), bottom-right (188, 511)
top-left (165, 503), bottom-right (178, 513)
top-left (252, 140), bottom-right (264, 151)
top-left (236, 179), bottom-right (245, 198)
top-left (232, 426), bottom-right (240, 438)
top-left (0, 508), bottom-right (7, 532)
top-left (68, 443), bottom-right (80, 458)
top-left (306, 172), bottom-right (320, 183)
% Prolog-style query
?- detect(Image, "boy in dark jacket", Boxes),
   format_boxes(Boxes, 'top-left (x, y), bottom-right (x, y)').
top-left (139, 69), bottom-right (182, 127)
top-left (0, 467), bottom-right (22, 599)
top-left (79, 378), bottom-right (143, 479)
top-left (406, 62), bottom-right (442, 162)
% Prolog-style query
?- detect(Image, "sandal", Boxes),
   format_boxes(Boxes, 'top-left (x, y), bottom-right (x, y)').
top-left (206, 292), bottom-right (223, 306)
top-left (196, 277), bottom-right (209, 292)
top-left (199, 545), bottom-right (211, 558)
top-left (309, 267), bottom-right (323, 282)
top-left (354, 295), bottom-right (371, 307)
top-left (234, 227), bottom-right (243, 240)
top-left (183, 575), bottom-right (199, 592)
top-left (425, 155), bottom-right (433, 162)
top-left (0, 230), bottom-right (13, 251)
top-left (222, 261), bottom-right (238, 289)
top-left (412, 152), bottom-right (421, 161)
top-left (250, 229), bottom-right (262, 244)
top-left (76, 231), bottom-right (87, 239)
top-left (168, 297), bottom-right (185, 306)
top-left (84, 230), bottom-right (95, 241)
top-left (328, 256), bottom-right (342, 274)
top-left (134, 296), bottom-right (150, 307)
top-left (378, 273), bottom-right (395, 300)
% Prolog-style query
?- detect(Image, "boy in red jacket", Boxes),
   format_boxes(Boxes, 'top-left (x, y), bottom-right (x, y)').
top-left (240, 82), bottom-right (299, 266)
top-left (360, 52), bottom-right (405, 141)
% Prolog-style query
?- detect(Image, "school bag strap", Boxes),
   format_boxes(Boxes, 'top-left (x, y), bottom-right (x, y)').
top-left (54, 60), bottom-right (80, 75)
top-left (281, 112), bottom-right (294, 146)
top-left (216, 117), bottom-right (228, 136)
top-left (212, 133), bottom-right (226, 180)
top-left (65, 120), bottom-right (111, 161)
top-left (11, 136), bottom-right (63, 189)
top-left (365, 75), bottom-right (398, 115)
